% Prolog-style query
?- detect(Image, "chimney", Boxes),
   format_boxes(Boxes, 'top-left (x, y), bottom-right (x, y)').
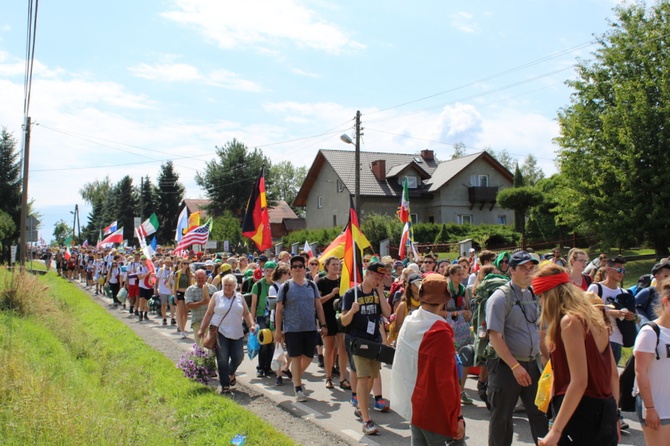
top-left (370, 160), bottom-right (386, 181)
top-left (421, 149), bottom-right (434, 161)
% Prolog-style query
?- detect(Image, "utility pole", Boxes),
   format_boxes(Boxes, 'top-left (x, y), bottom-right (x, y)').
top-left (354, 110), bottom-right (361, 215)
top-left (19, 116), bottom-right (31, 267)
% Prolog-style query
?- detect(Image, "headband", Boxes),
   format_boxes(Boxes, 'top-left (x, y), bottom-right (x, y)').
top-left (532, 272), bottom-right (570, 295)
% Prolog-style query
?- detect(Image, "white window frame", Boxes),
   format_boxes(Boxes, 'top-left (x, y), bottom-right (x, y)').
top-left (458, 214), bottom-right (473, 225)
top-left (478, 175), bottom-right (489, 187)
top-left (317, 196), bottom-right (323, 209)
top-left (405, 176), bottom-right (418, 189)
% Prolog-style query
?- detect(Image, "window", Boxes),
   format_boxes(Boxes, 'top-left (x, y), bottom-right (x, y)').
top-left (404, 176), bottom-right (418, 189)
top-left (458, 214), bottom-right (473, 225)
top-left (317, 196), bottom-right (323, 209)
top-left (410, 213), bottom-right (418, 224)
top-left (478, 175), bottom-right (489, 187)
top-left (337, 179), bottom-right (345, 193)
top-left (497, 215), bottom-right (507, 225)
top-left (333, 215), bottom-right (337, 227)
top-left (428, 216), bottom-right (434, 224)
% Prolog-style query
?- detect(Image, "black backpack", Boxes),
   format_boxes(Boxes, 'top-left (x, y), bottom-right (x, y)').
top-left (595, 283), bottom-right (639, 348)
top-left (619, 322), bottom-right (660, 412)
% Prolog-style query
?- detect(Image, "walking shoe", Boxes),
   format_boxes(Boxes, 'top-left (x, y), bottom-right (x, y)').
top-left (283, 370), bottom-right (293, 380)
top-left (373, 398), bottom-right (390, 412)
top-left (265, 369), bottom-right (276, 377)
top-left (350, 395), bottom-right (359, 407)
top-left (139, 313), bottom-right (144, 321)
top-left (354, 407), bottom-right (362, 419)
top-left (477, 380), bottom-right (491, 411)
top-left (317, 354), bottom-right (325, 368)
top-left (129, 306), bottom-right (134, 314)
top-left (620, 416), bottom-right (630, 430)
top-left (180, 332), bottom-right (187, 339)
top-left (134, 310), bottom-right (139, 316)
top-left (461, 391), bottom-right (473, 405)
top-left (256, 369), bottom-right (265, 378)
top-left (275, 375), bottom-right (283, 386)
top-left (362, 420), bottom-right (379, 435)
top-left (171, 318), bottom-right (176, 326)
top-left (162, 318), bottom-right (167, 325)
top-left (295, 389), bottom-right (307, 402)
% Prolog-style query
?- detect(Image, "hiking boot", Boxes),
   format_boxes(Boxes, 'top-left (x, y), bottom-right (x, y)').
top-left (461, 391), bottom-right (473, 405)
top-left (362, 420), bottom-right (379, 435)
top-left (295, 389), bottom-right (307, 402)
top-left (373, 398), bottom-right (390, 412)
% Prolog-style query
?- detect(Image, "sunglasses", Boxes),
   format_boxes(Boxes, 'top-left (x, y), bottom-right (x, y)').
top-left (424, 261), bottom-right (435, 264)
top-left (500, 260), bottom-right (509, 264)
top-left (309, 263), bottom-right (319, 266)
top-left (609, 267), bottom-right (627, 274)
top-left (291, 264), bottom-right (305, 269)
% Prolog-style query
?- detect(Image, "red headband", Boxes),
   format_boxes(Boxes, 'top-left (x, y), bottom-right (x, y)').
top-left (532, 272), bottom-right (570, 295)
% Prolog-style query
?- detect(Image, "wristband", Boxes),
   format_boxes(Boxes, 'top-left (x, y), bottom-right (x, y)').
top-left (511, 363), bottom-right (520, 371)
top-left (645, 406), bottom-right (655, 410)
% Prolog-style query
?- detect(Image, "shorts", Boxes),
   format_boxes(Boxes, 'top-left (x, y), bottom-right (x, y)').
top-left (175, 291), bottom-right (185, 301)
top-left (139, 287), bottom-right (153, 299)
top-left (127, 283), bottom-right (139, 298)
top-left (352, 355), bottom-right (381, 379)
top-left (159, 294), bottom-right (170, 305)
top-left (345, 335), bottom-right (357, 373)
top-left (284, 331), bottom-right (318, 358)
top-left (636, 395), bottom-right (670, 427)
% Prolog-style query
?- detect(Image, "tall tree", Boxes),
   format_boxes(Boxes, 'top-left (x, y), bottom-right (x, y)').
top-left (114, 176), bottom-right (139, 242)
top-left (520, 154), bottom-right (544, 186)
top-left (79, 177), bottom-right (111, 206)
top-left (53, 220), bottom-right (72, 246)
top-left (556, 2), bottom-right (670, 257)
top-left (490, 148), bottom-right (515, 172)
top-left (0, 129), bottom-right (21, 262)
top-left (268, 161), bottom-right (307, 213)
top-left (137, 175), bottom-right (158, 221)
top-left (195, 139), bottom-right (273, 217)
top-left (451, 142), bottom-right (467, 159)
top-left (155, 161), bottom-right (185, 244)
top-left (210, 211), bottom-right (243, 249)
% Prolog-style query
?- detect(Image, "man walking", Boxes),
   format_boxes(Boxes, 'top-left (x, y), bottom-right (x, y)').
top-left (185, 269), bottom-right (218, 346)
top-left (341, 262), bottom-right (392, 436)
top-left (275, 255), bottom-right (327, 402)
top-left (486, 251), bottom-right (547, 446)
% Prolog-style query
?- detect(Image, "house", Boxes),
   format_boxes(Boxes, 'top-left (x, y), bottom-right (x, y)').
top-left (181, 199), bottom-right (305, 239)
top-left (293, 149), bottom-right (514, 229)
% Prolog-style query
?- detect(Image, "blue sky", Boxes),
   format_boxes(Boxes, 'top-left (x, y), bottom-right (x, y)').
top-left (0, 0), bottom-right (625, 241)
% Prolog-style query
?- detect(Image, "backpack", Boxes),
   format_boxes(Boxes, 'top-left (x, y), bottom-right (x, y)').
top-left (595, 283), bottom-right (639, 348)
top-left (628, 273), bottom-right (653, 296)
top-left (618, 322), bottom-right (661, 412)
top-left (470, 274), bottom-right (516, 364)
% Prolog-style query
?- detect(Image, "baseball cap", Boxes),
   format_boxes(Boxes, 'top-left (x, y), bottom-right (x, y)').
top-left (367, 261), bottom-right (386, 275)
top-left (651, 260), bottom-right (670, 275)
top-left (407, 273), bottom-right (423, 286)
top-left (264, 261), bottom-right (277, 270)
top-left (509, 251), bottom-right (539, 268)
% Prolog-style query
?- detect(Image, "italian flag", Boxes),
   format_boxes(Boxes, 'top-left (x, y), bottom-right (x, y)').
top-left (137, 213), bottom-right (159, 238)
top-left (390, 308), bottom-right (461, 437)
top-left (397, 177), bottom-right (410, 223)
top-left (399, 221), bottom-right (419, 260)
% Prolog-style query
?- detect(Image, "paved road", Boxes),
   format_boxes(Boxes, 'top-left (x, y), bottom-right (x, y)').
top-left (73, 277), bottom-right (646, 446)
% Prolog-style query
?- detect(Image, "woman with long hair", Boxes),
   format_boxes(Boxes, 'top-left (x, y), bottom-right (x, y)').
top-left (566, 248), bottom-right (591, 291)
top-left (390, 274), bottom-right (423, 341)
top-left (172, 259), bottom-right (193, 338)
top-left (445, 264), bottom-right (474, 404)
top-left (534, 263), bottom-right (619, 446)
top-left (633, 279), bottom-right (670, 446)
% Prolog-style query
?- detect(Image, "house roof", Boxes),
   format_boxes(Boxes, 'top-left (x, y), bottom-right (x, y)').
top-left (182, 199), bottom-right (211, 221)
top-left (182, 198), bottom-right (298, 225)
top-left (424, 151), bottom-right (514, 192)
top-left (294, 149), bottom-right (440, 206)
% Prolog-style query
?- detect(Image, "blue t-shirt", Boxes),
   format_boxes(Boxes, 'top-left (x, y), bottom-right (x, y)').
top-left (277, 279), bottom-right (319, 332)
top-left (342, 286), bottom-right (382, 342)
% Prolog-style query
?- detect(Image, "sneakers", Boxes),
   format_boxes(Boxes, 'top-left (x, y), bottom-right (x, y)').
top-left (180, 332), bottom-right (187, 339)
top-left (461, 391), bottom-right (473, 405)
top-left (295, 389), bottom-right (307, 402)
top-left (171, 318), bottom-right (176, 326)
top-left (275, 375), bottom-right (283, 386)
top-left (283, 369), bottom-right (293, 380)
top-left (373, 398), bottom-right (390, 412)
top-left (265, 369), bottom-right (276, 377)
top-left (256, 369), bottom-right (266, 378)
top-left (354, 407), bottom-right (362, 419)
top-left (350, 395), bottom-right (359, 407)
top-left (362, 420), bottom-right (379, 435)
top-left (163, 318), bottom-right (167, 325)
top-left (620, 416), bottom-right (630, 430)
top-left (139, 313), bottom-right (144, 321)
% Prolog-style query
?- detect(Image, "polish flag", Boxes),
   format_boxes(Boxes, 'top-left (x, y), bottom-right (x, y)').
top-left (303, 241), bottom-right (313, 258)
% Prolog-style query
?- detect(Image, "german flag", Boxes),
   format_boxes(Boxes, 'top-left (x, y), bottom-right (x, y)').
top-left (242, 167), bottom-right (272, 251)
top-left (340, 202), bottom-right (371, 293)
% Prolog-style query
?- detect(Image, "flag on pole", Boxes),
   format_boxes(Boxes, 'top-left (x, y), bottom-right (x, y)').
top-left (150, 236), bottom-right (157, 252)
top-left (138, 213), bottom-right (159, 238)
top-left (103, 221), bottom-right (118, 235)
top-left (174, 220), bottom-right (211, 254)
top-left (340, 202), bottom-right (370, 292)
top-left (397, 177), bottom-right (410, 224)
top-left (303, 241), bottom-right (313, 258)
top-left (242, 167), bottom-right (272, 251)
top-left (187, 211), bottom-right (200, 232)
top-left (399, 221), bottom-right (419, 260)
top-left (319, 231), bottom-right (347, 260)
top-left (64, 246), bottom-right (71, 261)
top-left (175, 206), bottom-right (188, 242)
top-left (471, 255), bottom-right (480, 273)
top-left (82, 240), bottom-right (89, 247)
top-left (97, 227), bottom-right (124, 247)
top-left (64, 236), bottom-right (73, 246)
top-left (136, 227), bottom-right (156, 259)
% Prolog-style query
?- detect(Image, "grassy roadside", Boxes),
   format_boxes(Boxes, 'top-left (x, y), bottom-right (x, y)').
top-left (0, 269), bottom-right (294, 446)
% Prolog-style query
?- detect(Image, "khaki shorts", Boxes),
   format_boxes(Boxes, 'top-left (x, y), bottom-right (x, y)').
top-left (353, 355), bottom-right (381, 379)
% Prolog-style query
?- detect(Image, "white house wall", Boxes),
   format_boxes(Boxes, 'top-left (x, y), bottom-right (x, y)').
top-left (305, 162), bottom-right (351, 229)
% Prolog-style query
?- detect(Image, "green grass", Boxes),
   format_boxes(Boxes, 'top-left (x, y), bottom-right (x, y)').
top-left (0, 269), bottom-right (295, 446)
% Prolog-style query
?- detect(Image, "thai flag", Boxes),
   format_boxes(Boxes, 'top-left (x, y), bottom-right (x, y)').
top-left (103, 221), bottom-right (118, 235)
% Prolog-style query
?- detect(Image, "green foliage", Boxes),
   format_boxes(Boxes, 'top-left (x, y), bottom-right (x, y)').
top-left (525, 174), bottom-right (573, 243)
top-left (434, 224), bottom-right (450, 244)
top-left (196, 139), bottom-right (273, 217)
top-left (497, 186), bottom-right (544, 241)
top-left (138, 175), bottom-right (158, 220)
top-left (489, 148), bottom-right (515, 172)
top-left (268, 161), bottom-right (307, 215)
top-left (556, 2), bottom-right (670, 257)
top-left (513, 164), bottom-right (524, 187)
top-left (451, 142), bottom-right (467, 159)
top-left (52, 220), bottom-right (72, 246)
top-left (0, 129), bottom-right (20, 262)
top-left (0, 210), bottom-right (16, 261)
top-left (114, 176), bottom-right (139, 242)
top-left (211, 211), bottom-right (242, 248)
top-left (156, 161), bottom-right (185, 244)
top-left (520, 154), bottom-right (544, 186)
top-left (360, 212), bottom-right (402, 251)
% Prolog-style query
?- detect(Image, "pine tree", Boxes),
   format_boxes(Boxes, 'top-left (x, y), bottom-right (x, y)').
top-left (156, 161), bottom-right (184, 244)
top-left (0, 129), bottom-right (21, 262)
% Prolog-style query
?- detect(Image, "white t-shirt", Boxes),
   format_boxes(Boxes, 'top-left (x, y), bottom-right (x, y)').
top-left (587, 283), bottom-right (623, 345)
top-left (633, 323), bottom-right (670, 420)
top-left (156, 267), bottom-right (173, 295)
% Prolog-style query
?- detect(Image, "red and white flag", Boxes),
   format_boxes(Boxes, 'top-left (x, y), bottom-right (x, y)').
top-left (97, 227), bottom-right (124, 248)
top-left (303, 241), bottom-right (313, 258)
top-left (64, 247), bottom-right (71, 261)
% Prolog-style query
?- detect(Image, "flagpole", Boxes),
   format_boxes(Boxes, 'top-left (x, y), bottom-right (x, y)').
top-left (352, 208), bottom-right (358, 302)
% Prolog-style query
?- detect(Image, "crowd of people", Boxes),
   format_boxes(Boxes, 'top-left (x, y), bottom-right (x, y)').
top-left (44, 244), bottom-right (670, 445)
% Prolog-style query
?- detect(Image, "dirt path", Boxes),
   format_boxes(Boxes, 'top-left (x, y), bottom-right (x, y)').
top-left (75, 280), bottom-right (354, 446)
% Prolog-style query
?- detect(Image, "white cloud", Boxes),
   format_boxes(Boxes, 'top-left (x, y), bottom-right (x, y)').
top-left (129, 62), bottom-right (263, 92)
top-left (161, 0), bottom-right (364, 53)
top-left (450, 11), bottom-right (478, 33)
top-left (290, 67), bottom-right (320, 78)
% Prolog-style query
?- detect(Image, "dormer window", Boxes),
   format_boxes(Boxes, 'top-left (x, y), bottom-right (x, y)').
top-left (404, 175), bottom-right (418, 189)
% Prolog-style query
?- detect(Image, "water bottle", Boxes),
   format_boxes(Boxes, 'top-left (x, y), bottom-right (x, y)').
top-left (477, 322), bottom-right (487, 338)
top-left (231, 434), bottom-right (246, 445)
